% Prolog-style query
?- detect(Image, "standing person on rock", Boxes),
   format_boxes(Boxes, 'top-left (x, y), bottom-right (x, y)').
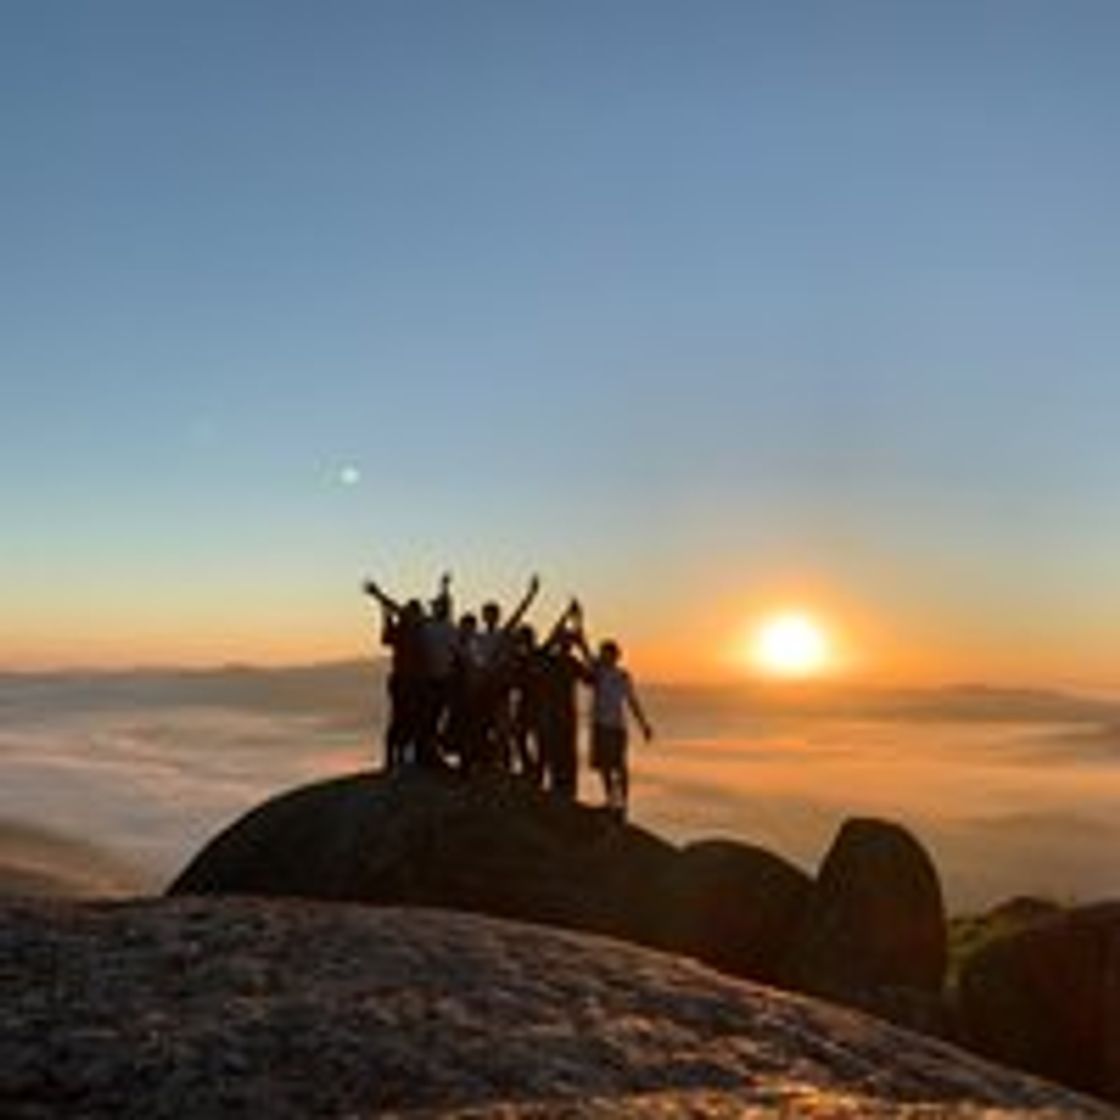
top-left (471, 574), bottom-right (542, 769)
top-left (577, 627), bottom-right (653, 821)
top-left (418, 573), bottom-right (458, 765)
top-left (363, 571), bottom-right (457, 770)
top-left (508, 624), bottom-right (545, 783)
top-left (535, 601), bottom-right (592, 800)
top-left (362, 580), bottom-right (426, 770)
top-left (446, 611), bottom-right (487, 773)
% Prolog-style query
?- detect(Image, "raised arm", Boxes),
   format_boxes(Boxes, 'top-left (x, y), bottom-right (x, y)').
top-left (567, 601), bottom-right (594, 665)
top-left (542, 598), bottom-right (579, 650)
top-left (362, 579), bottom-right (402, 617)
top-left (502, 573), bottom-right (541, 634)
top-left (435, 570), bottom-right (453, 601)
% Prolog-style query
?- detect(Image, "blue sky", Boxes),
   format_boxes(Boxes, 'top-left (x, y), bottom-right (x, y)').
top-left (2, 2), bottom-right (1118, 678)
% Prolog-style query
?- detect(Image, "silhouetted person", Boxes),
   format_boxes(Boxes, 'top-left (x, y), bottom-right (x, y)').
top-left (509, 624), bottom-right (545, 783)
top-left (536, 602), bottom-right (592, 799)
top-left (470, 575), bottom-right (542, 769)
top-left (418, 572), bottom-right (457, 764)
top-left (446, 612), bottom-right (486, 772)
top-left (582, 637), bottom-right (653, 821)
top-left (363, 581), bottom-right (425, 769)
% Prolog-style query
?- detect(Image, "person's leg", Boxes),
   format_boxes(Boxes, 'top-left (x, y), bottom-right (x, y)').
top-left (384, 675), bottom-right (401, 770)
top-left (415, 680), bottom-right (443, 768)
top-left (512, 699), bottom-right (538, 780)
top-left (396, 676), bottom-right (424, 767)
top-left (554, 744), bottom-right (576, 800)
top-left (550, 715), bottom-right (575, 799)
top-left (596, 763), bottom-right (612, 808)
top-left (430, 677), bottom-right (451, 760)
top-left (590, 723), bottom-right (610, 807)
top-left (492, 690), bottom-right (516, 772)
top-left (598, 728), bottom-right (627, 818)
top-left (603, 768), bottom-right (623, 820)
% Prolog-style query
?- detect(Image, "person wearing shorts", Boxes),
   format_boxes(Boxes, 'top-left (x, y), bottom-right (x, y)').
top-left (587, 639), bottom-right (653, 821)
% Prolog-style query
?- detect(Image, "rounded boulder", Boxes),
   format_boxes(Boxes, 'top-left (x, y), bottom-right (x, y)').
top-left (169, 768), bottom-right (680, 948)
top-left (782, 817), bottom-right (947, 1003)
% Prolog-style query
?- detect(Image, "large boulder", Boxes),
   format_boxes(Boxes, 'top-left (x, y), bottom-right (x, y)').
top-left (4, 896), bottom-right (1113, 1118)
top-left (655, 838), bottom-right (811, 982)
top-left (782, 818), bottom-right (948, 1010)
top-left (958, 900), bottom-right (1120, 1104)
top-left (169, 768), bottom-right (680, 950)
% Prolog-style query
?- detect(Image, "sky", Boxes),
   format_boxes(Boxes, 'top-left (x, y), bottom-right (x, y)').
top-left (2, 1), bottom-right (1119, 683)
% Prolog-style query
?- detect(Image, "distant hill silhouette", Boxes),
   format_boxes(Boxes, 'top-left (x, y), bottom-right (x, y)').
top-left (7, 659), bottom-right (1119, 728)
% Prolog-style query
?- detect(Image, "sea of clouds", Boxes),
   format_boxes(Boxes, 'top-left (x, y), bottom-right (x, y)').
top-left (2, 664), bottom-right (1118, 912)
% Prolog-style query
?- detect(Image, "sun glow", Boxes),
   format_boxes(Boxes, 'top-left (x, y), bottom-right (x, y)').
top-left (750, 612), bottom-right (831, 678)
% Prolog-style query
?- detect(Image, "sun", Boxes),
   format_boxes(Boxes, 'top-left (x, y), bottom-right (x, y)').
top-left (750, 612), bottom-right (831, 678)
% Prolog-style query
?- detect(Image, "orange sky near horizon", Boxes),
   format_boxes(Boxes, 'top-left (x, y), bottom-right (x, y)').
top-left (5, 574), bottom-right (1117, 692)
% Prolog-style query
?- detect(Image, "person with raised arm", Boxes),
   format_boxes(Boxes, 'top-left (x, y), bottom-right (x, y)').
top-left (361, 578), bottom-right (425, 770)
top-left (472, 574), bottom-right (542, 769)
top-left (474, 574), bottom-right (541, 671)
top-left (418, 571), bottom-right (457, 764)
top-left (509, 599), bottom-right (580, 786)
top-left (532, 599), bottom-right (593, 799)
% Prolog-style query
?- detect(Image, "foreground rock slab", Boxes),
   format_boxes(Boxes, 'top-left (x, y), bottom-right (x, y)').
top-left (2, 897), bottom-right (1111, 1118)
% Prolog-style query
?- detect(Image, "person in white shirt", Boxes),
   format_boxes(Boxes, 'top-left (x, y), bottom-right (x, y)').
top-left (584, 637), bottom-right (653, 821)
top-left (470, 575), bottom-right (541, 767)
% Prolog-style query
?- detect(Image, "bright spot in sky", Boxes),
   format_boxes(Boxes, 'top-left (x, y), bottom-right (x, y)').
top-left (750, 612), bottom-right (831, 678)
top-left (338, 465), bottom-right (361, 487)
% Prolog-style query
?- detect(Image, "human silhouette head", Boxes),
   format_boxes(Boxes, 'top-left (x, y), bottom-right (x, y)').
top-left (599, 639), bottom-right (621, 665)
top-left (481, 601), bottom-right (501, 631)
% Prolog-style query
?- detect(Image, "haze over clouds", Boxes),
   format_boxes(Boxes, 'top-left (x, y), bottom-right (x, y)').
top-left (3, 666), bottom-right (1118, 912)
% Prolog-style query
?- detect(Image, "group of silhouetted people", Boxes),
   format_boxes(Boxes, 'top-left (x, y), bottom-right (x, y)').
top-left (362, 572), bottom-right (653, 819)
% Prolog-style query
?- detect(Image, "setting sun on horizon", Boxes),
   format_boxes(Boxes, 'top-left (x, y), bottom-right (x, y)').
top-left (748, 612), bottom-right (833, 679)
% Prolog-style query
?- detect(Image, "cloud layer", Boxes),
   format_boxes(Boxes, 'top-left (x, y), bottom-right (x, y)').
top-left (2, 667), bottom-right (1118, 911)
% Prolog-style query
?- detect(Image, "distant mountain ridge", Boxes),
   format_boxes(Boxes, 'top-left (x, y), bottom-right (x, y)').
top-left (2, 659), bottom-right (1118, 727)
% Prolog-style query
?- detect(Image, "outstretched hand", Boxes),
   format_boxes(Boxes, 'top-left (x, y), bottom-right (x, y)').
top-left (566, 598), bottom-right (584, 632)
top-left (362, 579), bottom-right (379, 597)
